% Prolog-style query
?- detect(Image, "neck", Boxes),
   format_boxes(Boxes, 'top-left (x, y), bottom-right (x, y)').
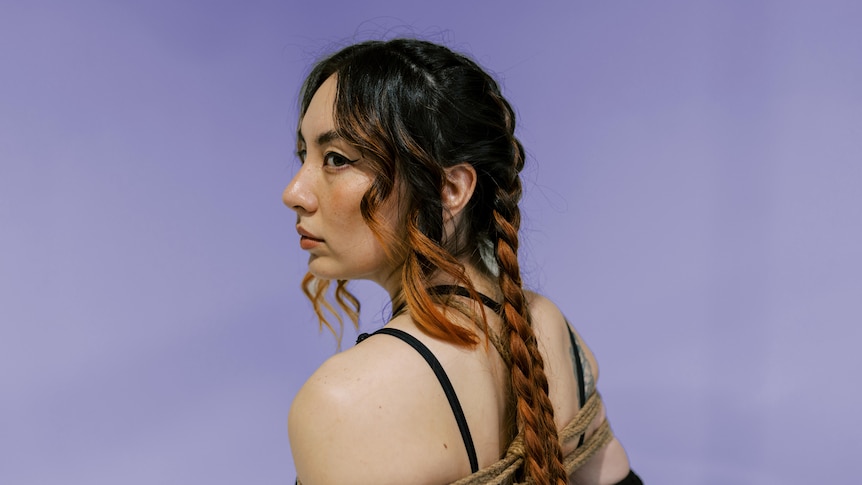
top-left (382, 259), bottom-right (501, 311)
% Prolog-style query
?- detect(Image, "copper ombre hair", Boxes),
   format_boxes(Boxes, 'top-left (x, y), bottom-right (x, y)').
top-left (296, 39), bottom-right (567, 485)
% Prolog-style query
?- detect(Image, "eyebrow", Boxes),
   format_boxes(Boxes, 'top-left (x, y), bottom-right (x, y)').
top-left (297, 130), bottom-right (341, 147)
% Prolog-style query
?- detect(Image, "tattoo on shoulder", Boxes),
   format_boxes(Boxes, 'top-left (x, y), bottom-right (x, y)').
top-left (578, 338), bottom-right (595, 397)
top-left (569, 331), bottom-right (596, 400)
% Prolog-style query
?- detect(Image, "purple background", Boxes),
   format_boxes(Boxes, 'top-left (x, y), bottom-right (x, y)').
top-left (2, 1), bottom-right (860, 484)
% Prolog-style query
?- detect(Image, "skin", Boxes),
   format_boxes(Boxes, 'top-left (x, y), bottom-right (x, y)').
top-left (284, 75), bottom-right (633, 484)
top-left (283, 75), bottom-right (401, 293)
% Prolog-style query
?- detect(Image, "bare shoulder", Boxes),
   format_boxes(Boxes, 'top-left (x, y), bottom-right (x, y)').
top-left (524, 290), bottom-right (574, 355)
top-left (524, 290), bottom-right (568, 334)
top-left (288, 327), bottom-right (472, 485)
top-left (524, 290), bottom-right (600, 402)
top-left (525, 291), bottom-right (598, 365)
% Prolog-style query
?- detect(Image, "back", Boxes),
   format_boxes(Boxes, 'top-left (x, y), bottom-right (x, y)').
top-left (289, 290), bottom-right (633, 484)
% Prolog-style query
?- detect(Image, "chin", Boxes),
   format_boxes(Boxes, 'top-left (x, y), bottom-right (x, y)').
top-left (306, 262), bottom-right (340, 281)
top-left (307, 260), bottom-right (391, 286)
top-left (306, 258), bottom-right (350, 281)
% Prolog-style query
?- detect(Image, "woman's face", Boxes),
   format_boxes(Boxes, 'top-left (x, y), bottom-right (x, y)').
top-left (283, 76), bottom-right (400, 291)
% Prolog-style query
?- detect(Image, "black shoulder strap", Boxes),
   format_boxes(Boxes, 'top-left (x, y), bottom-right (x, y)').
top-left (566, 320), bottom-right (587, 447)
top-left (357, 327), bottom-right (479, 473)
top-left (428, 285), bottom-right (503, 313)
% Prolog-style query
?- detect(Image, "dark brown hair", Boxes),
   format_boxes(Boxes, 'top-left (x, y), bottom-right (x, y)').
top-left (297, 39), bottom-right (566, 485)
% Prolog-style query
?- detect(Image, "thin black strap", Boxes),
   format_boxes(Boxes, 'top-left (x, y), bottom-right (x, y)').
top-left (388, 285), bottom-right (502, 319)
top-left (566, 321), bottom-right (587, 448)
top-left (357, 327), bottom-right (479, 473)
top-left (428, 285), bottom-right (503, 313)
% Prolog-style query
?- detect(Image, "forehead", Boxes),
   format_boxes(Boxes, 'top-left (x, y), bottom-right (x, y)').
top-left (299, 75), bottom-right (338, 143)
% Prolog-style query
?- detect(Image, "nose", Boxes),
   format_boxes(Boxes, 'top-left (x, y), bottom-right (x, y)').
top-left (282, 165), bottom-right (317, 215)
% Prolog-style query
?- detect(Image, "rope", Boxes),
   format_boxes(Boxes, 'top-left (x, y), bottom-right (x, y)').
top-left (450, 392), bottom-right (613, 485)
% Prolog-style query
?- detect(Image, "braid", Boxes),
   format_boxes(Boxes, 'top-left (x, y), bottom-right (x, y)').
top-left (491, 95), bottom-right (567, 485)
top-left (494, 196), bottom-right (567, 485)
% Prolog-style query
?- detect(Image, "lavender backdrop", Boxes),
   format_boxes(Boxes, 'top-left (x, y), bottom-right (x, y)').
top-left (2, 1), bottom-right (860, 484)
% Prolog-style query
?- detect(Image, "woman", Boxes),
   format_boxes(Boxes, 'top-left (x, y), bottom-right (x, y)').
top-left (284, 38), bottom-right (641, 485)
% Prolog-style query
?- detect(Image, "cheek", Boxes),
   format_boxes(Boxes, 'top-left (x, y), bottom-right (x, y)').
top-left (326, 180), bottom-right (372, 234)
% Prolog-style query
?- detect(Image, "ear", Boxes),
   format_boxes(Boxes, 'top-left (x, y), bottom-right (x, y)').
top-left (441, 163), bottom-right (477, 222)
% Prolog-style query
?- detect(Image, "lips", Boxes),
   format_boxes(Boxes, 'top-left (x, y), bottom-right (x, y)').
top-left (296, 226), bottom-right (323, 241)
top-left (297, 226), bottom-right (324, 250)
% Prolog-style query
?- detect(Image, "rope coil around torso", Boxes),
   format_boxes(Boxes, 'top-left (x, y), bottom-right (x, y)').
top-left (450, 391), bottom-right (613, 485)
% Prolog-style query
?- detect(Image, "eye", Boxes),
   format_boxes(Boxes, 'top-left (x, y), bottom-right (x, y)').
top-left (323, 152), bottom-right (358, 168)
top-left (296, 149), bottom-right (307, 164)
